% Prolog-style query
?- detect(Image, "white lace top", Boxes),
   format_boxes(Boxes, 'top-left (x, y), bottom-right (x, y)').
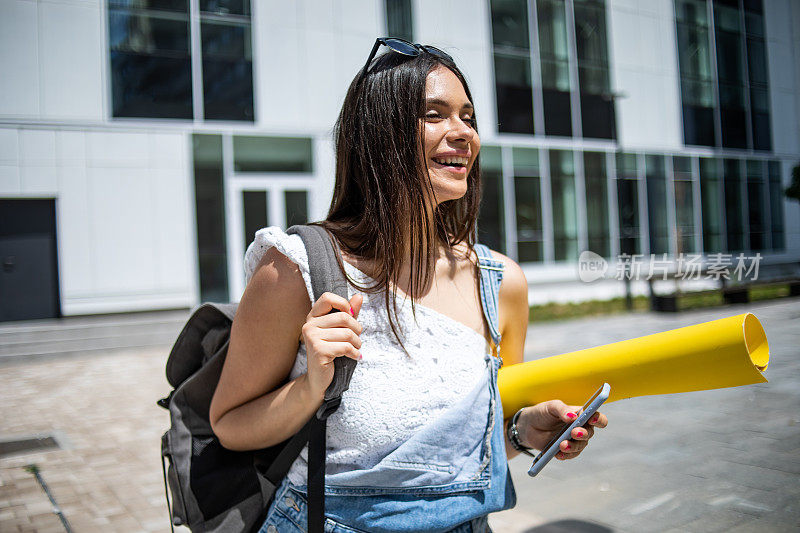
top-left (244, 227), bottom-right (490, 485)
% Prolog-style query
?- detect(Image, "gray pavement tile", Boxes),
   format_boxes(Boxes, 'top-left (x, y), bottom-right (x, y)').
top-left (665, 508), bottom-right (752, 533)
top-left (2, 298), bottom-right (799, 532)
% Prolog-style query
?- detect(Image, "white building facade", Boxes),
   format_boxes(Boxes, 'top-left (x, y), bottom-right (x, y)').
top-left (0, 0), bottom-right (798, 321)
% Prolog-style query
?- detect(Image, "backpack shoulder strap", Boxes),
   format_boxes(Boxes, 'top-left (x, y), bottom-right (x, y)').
top-left (260, 224), bottom-right (354, 533)
top-left (287, 224), bottom-right (356, 406)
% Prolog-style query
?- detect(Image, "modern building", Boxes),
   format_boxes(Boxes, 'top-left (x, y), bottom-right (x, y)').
top-left (1, 0), bottom-right (798, 321)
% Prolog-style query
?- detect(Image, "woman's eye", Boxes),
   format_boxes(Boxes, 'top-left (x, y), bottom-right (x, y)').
top-left (425, 112), bottom-right (442, 120)
top-left (463, 116), bottom-right (477, 127)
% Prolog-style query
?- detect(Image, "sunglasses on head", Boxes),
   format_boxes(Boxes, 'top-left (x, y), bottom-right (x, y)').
top-left (357, 37), bottom-right (453, 83)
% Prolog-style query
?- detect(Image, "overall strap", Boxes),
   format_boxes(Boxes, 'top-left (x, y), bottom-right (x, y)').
top-left (474, 244), bottom-right (505, 350)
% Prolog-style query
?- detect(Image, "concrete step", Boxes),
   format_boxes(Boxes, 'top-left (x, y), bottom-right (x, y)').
top-left (0, 309), bottom-right (191, 362)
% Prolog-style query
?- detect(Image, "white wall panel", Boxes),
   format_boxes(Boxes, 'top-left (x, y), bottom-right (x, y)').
top-left (611, 8), bottom-right (642, 68)
top-left (0, 129), bottom-right (20, 165)
top-left (0, 128), bottom-right (20, 193)
top-left (338, 0), bottom-right (379, 37)
top-left (254, 25), bottom-right (306, 130)
top-left (256, 0), bottom-right (298, 28)
top-left (54, 130), bottom-right (194, 313)
top-left (764, 0), bottom-right (800, 156)
top-left (87, 131), bottom-right (149, 168)
top-left (39, 1), bottom-right (103, 120)
top-left (151, 167), bottom-right (193, 291)
top-left (19, 129), bottom-right (58, 193)
top-left (89, 166), bottom-right (158, 293)
top-left (149, 133), bottom-right (185, 170)
top-left (311, 133), bottom-right (336, 221)
top-left (305, 30), bottom-right (341, 133)
top-left (609, 0), bottom-right (683, 151)
top-left (21, 166), bottom-right (58, 194)
top-left (766, 32), bottom-right (793, 91)
top-left (0, 167), bottom-right (21, 194)
top-left (20, 129), bottom-right (56, 164)
top-left (57, 164), bottom-right (93, 296)
top-left (0, 1), bottom-right (39, 117)
top-left (57, 130), bottom-right (87, 166)
top-left (301, 0), bottom-right (336, 34)
top-left (334, 32), bottom-right (375, 102)
top-left (770, 91), bottom-right (799, 156)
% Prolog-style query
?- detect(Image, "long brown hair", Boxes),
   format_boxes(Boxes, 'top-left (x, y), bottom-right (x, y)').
top-left (320, 48), bottom-right (482, 344)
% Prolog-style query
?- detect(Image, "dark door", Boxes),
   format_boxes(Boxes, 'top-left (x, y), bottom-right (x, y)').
top-left (0, 199), bottom-right (60, 321)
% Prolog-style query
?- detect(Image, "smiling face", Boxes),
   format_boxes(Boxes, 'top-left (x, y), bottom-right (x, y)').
top-left (421, 66), bottom-right (480, 206)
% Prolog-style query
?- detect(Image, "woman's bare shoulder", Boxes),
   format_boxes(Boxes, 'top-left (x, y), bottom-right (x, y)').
top-left (238, 246), bottom-right (311, 328)
top-left (486, 249), bottom-right (528, 300)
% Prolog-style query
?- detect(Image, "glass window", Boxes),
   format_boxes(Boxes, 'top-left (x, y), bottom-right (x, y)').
top-left (746, 160), bottom-right (767, 251)
top-left (714, 2), bottom-right (748, 149)
top-left (285, 190), bottom-right (308, 227)
top-left (242, 190), bottom-right (267, 250)
top-left (192, 134), bottom-right (228, 302)
top-left (513, 148), bottom-right (542, 262)
top-left (549, 150), bottom-right (578, 261)
top-left (108, 0), bottom-right (254, 121)
top-left (744, 5), bottom-right (771, 151)
top-left (109, 8), bottom-right (192, 118)
top-left (584, 152), bottom-right (610, 257)
top-left (699, 157), bottom-right (723, 253)
top-left (574, 0), bottom-right (615, 139)
top-left (646, 155), bottom-right (669, 255)
top-left (385, 0), bottom-right (413, 42)
top-left (676, 0), bottom-right (716, 146)
top-left (615, 152), bottom-right (640, 255)
top-left (201, 17), bottom-right (254, 121)
top-left (199, 0), bottom-right (250, 16)
top-left (768, 161), bottom-right (784, 250)
top-left (723, 158), bottom-right (745, 251)
top-left (491, 0), bottom-right (535, 134)
top-left (108, 1), bottom-right (189, 14)
top-left (233, 136), bottom-right (313, 173)
top-left (493, 53), bottom-right (535, 134)
top-left (478, 146), bottom-right (506, 254)
top-left (672, 156), bottom-right (696, 254)
top-left (538, 0), bottom-right (572, 136)
top-left (491, 0), bottom-right (530, 49)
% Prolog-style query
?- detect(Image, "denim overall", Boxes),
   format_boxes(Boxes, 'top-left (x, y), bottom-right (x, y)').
top-left (259, 244), bottom-right (515, 533)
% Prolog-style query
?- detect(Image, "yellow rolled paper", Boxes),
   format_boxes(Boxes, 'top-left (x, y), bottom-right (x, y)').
top-left (498, 313), bottom-right (769, 417)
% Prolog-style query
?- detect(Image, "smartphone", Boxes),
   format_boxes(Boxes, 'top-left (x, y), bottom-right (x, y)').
top-left (527, 383), bottom-right (610, 477)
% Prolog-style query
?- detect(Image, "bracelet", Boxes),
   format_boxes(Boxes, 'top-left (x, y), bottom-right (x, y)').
top-left (506, 408), bottom-right (536, 457)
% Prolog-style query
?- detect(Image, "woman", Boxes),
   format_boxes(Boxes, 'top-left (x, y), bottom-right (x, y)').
top-left (209, 38), bottom-right (607, 533)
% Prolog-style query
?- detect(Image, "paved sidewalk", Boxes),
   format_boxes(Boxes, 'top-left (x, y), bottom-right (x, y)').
top-left (1, 298), bottom-right (798, 532)
top-left (493, 297), bottom-right (800, 533)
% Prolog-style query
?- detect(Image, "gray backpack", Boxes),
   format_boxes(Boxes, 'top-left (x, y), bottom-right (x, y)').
top-left (158, 224), bottom-right (356, 533)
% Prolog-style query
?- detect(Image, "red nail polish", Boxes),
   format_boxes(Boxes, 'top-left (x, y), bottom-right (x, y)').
top-left (576, 430), bottom-right (585, 438)
top-left (590, 416), bottom-right (599, 424)
top-left (349, 306), bottom-right (354, 316)
top-left (566, 412), bottom-right (577, 419)
top-left (564, 443), bottom-right (571, 451)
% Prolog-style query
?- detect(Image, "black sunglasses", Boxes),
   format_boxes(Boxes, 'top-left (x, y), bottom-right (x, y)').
top-left (358, 37), bottom-right (453, 83)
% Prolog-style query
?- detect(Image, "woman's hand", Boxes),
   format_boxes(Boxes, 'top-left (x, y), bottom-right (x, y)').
top-left (517, 400), bottom-right (608, 460)
top-left (302, 292), bottom-right (364, 399)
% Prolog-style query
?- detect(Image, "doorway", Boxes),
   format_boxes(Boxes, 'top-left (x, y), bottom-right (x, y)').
top-left (0, 199), bottom-right (61, 322)
top-left (226, 177), bottom-right (313, 299)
